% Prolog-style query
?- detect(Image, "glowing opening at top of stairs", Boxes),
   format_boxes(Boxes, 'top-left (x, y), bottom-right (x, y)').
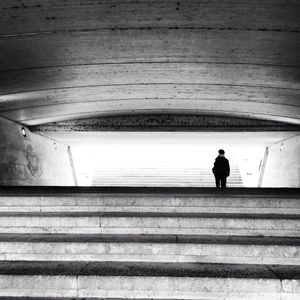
top-left (70, 132), bottom-right (268, 187)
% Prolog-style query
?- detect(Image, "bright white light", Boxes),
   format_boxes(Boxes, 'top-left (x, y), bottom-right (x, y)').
top-left (280, 143), bottom-right (284, 151)
top-left (21, 127), bottom-right (26, 137)
top-left (71, 134), bottom-right (265, 187)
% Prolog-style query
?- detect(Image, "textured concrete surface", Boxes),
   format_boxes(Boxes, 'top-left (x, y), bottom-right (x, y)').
top-left (0, 189), bottom-right (299, 236)
top-left (0, 215), bottom-right (299, 236)
top-left (31, 115), bottom-right (300, 132)
top-left (0, 241), bottom-right (300, 265)
top-left (0, 187), bottom-right (299, 298)
top-left (1, 0), bottom-right (299, 34)
top-left (0, 190), bottom-right (300, 216)
top-left (0, 261), bottom-right (299, 278)
top-left (0, 275), bottom-right (298, 299)
top-left (0, 0), bottom-right (299, 125)
top-left (0, 116), bottom-right (74, 186)
top-left (0, 233), bottom-right (300, 246)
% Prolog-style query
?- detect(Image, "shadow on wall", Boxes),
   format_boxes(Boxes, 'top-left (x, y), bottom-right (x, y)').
top-left (261, 134), bottom-right (300, 187)
top-left (0, 32), bottom-right (58, 109)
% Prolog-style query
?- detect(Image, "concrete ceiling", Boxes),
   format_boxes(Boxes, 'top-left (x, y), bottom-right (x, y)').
top-left (0, 0), bottom-right (300, 126)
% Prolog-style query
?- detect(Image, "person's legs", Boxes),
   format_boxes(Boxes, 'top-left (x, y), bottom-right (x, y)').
top-left (214, 175), bottom-right (220, 187)
top-left (221, 176), bottom-right (227, 188)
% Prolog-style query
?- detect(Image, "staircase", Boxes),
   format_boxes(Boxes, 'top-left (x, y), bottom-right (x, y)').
top-left (0, 187), bottom-right (299, 299)
top-left (92, 160), bottom-right (243, 187)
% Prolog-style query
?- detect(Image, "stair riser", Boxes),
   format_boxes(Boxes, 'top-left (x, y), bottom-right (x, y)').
top-left (0, 275), bottom-right (298, 299)
top-left (1, 228), bottom-right (299, 236)
top-left (0, 196), bottom-right (299, 209)
top-left (0, 217), bottom-right (299, 236)
top-left (0, 207), bottom-right (299, 215)
top-left (0, 242), bottom-right (299, 265)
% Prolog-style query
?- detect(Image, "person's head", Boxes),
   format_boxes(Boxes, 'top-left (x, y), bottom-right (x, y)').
top-left (218, 149), bottom-right (225, 155)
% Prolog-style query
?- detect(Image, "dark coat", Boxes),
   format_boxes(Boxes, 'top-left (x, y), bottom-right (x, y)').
top-left (212, 156), bottom-right (230, 177)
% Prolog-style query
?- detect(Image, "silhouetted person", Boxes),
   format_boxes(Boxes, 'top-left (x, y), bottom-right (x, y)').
top-left (212, 149), bottom-right (230, 188)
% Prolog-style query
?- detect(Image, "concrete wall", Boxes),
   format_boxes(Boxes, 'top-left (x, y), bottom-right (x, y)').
top-left (261, 135), bottom-right (300, 187)
top-left (0, 117), bottom-right (75, 186)
top-left (31, 115), bottom-right (300, 132)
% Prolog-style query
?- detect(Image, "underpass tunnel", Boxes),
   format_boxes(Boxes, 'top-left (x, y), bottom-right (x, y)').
top-left (1, 2), bottom-right (300, 299)
top-left (27, 115), bottom-right (299, 188)
top-left (0, 0), bottom-right (299, 187)
top-left (1, 114), bottom-right (299, 187)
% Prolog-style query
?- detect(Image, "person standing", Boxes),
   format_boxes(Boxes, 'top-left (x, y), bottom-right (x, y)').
top-left (212, 149), bottom-right (230, 188)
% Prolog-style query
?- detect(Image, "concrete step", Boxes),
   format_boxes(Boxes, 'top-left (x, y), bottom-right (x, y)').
top-left (1, 233), bottom-right (300, 245)
top-left (1, 186), bottom-right (297, 195)
top-left (91, 182), bottom-right (244, 187)
top-left (91, 172), bottom-right (242, 176)
top-left (0, 187), bottom-right (299, 299)
top-left (0, 191), bottom-right (299, 215)
top-left (0, 276), bottom-right (298, 299)
top-left (91, 179), bottom-right (244, 187)
top-left (0, 261), bottom-right (300, 278)
top-left (91, 162), bottom-right (243, 187)
top-left (0, 262), bottom-right (299, 299)
top-left (0, 215), bottom-right (299, 236)
top-left (1, 204), bottom-right (299, 215)
top-left (92, 168), bottom-right (242, 172)
top-left (0, 240), bottom-right (300, 265)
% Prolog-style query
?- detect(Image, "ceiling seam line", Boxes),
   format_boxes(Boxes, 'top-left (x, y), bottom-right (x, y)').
top-left (1, 98), bottom-right (299, 113)
top-left (1, 83), bottom-right (300, 97)
top-left (1, 61), bottom-right (300, 73)
top-left (0, 26), bottom-right (299, 38)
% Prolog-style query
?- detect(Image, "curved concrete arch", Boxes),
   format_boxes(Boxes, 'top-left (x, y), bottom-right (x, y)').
top-left (1, 63), bottom-right (299, 93)
top-left (0, 0), bottom-right (299, 125)
top-left (1, 30), bottom-right (300, 70)
top-left (3, 98), bottom-right (299, 126)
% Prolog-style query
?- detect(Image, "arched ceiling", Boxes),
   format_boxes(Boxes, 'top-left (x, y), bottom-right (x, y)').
top-left (0, 0), bottom-right (299, 125)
